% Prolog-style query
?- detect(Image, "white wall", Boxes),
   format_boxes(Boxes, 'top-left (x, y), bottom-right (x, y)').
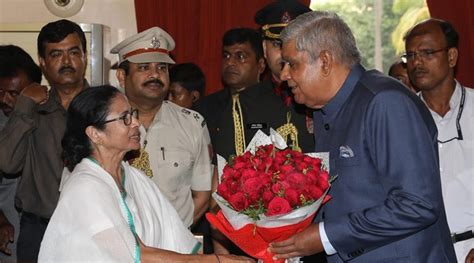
top-left (0, 0), bottom-right (137, 87)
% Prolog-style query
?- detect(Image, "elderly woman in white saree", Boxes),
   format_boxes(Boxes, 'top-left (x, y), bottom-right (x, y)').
top-left (39, 86), bottom-right (252, 263)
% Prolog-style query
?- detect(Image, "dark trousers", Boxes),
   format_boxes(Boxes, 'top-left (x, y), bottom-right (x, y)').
top-left (17, 212), bottom-right (49, 263)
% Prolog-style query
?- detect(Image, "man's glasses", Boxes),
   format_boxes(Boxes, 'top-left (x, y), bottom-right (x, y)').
top-left (103, 109), bottom-right (139, 126)
top-left (401, 48), bottom-right (448, 63)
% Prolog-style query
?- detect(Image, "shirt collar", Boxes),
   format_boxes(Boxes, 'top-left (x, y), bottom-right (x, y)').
top-left (38, 79), bottom-right (90, 113)
top-left (321, 64), bottom-right (365, 119)
top-left (419, 80), bottom-right (462, 120)
top-left (448, 80), bottom-right (462, 112)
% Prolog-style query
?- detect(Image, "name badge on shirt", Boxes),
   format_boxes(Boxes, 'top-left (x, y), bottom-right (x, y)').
top-left (247, 123), bottom-right (267, 130)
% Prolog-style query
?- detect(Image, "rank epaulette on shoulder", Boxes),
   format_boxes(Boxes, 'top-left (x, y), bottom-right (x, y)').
top-left (193, 113), bottom-right (201, 122)
top-left (181, 108), bottom-right (191, 115)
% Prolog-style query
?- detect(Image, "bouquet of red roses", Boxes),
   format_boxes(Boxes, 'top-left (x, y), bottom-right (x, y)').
top-left (206, 143), bottom-right (331, 263)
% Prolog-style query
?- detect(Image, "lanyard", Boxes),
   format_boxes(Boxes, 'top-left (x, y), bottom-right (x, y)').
top-left (419, 85), bottom-right (465, 144)
top-left (439, 86), bottom-right (465, 144)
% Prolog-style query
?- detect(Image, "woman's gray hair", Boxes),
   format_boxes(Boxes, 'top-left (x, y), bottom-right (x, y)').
top-left (280, 11), bottom-right (361, 67)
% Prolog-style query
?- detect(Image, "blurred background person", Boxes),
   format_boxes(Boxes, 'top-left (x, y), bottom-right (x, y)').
top-left (388, 59), bottom-right (417, 93)
top-left (168, 63), bottom-right (206, 109)
top-left (0, 44), bottom-right (42, 262)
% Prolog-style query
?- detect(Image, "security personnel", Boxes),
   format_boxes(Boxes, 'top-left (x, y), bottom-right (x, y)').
top-left (255, 0), bottom-right (315, 153)
top-left (194, 28), bottom-right (290, 163)
top-left (111, 27), bottom-right (212, 229)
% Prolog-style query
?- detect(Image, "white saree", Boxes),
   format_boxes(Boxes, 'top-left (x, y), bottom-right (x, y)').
top-left (39, 158), bottom-right (200, 262)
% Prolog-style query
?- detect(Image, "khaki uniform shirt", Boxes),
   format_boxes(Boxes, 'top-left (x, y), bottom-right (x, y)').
top-left (139, 101), bottom-right (212, 227)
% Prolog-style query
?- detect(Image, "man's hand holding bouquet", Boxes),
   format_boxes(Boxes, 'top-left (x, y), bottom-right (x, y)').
top-left (206, 130), bottom-right (332, 262)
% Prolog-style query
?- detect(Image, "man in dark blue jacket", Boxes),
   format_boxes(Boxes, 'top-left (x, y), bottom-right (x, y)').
top-left (269, 11), bottom-right (456, 262)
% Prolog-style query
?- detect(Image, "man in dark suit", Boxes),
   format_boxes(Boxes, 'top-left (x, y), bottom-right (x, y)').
top-left (268, 11), bottom-right (456, 262)
top-left (195, 28), bottom-right (289, 162)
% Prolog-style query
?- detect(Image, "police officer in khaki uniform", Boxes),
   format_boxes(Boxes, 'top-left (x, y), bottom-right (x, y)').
top-left (111, 27), bottom-right (212, 229)
top-left (255, 0), bottom-right (315, 153)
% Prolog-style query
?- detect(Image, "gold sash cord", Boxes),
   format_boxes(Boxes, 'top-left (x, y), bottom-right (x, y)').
top-left (276, 111), bottom-right (301, 152)
top-left (232, 94), bottom-right (246, 155)
top-left (131, 140), bottom-right (154, 178)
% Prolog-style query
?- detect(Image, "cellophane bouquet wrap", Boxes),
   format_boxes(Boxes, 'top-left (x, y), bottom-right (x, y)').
top-left (206, 130), bottom-right (331, 263)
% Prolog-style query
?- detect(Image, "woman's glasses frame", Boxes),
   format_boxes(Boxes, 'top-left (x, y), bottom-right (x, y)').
top-left (103, 109), bottom-right (139, 126)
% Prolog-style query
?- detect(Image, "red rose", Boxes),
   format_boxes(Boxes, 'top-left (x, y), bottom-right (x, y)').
top-left (273, 154), bottom-right (286, 166)
top-left (318, 176), bottom-right (329, 191)
top-left (306, 186), bottom-right (324, 200)
top-left (284, 188), bottom-right (300, 206)
top-left (229, 181), bottom-right (241, 193)
top-left (243, 177), bottom-right (264, 196)
top-left (295, 159), bottom-right (309, 171)
top-left (320, 170), bottom-right (329, 182)
top-left (306, 169), bottom-right (319, 183)
top-left (222, 166), bottom-right (237, 179)
top-left (291, 151), bottom-right (304, 159)
top-left (217, 183), bottom-right (231, 199)
top-left (262, 190), bottom-right (274, 207)
top-left (286, 171), bottom-right (306, 190)
top-left (229, 192), bottom-right (249, 211)
top-left (266, 196), bottom-right (292, 216)
top-left (257, 171), bottom-right (272, 185)
top-left (271, 182), bottom-right (283, 194)
top-left (233, 160), bottom-right (247, 170)
top-left (241, 168), bottom-right (257, 181)
top-left (280, 164), bottom-right (294, 174)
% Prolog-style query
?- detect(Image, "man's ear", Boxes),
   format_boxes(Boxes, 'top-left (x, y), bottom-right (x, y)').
top-left (39, 56), bottom-right (46, 70)
top-left (258, 57), bottom-right (266, 75)
top-left (447, 47), bottom-right (458, 68)
top-left (262, 41), bottom-right (268, 60)
top-left (116, 69), bottom-right (126, 89)
top-left (191, 90), bottom-right (201, 102)
top-left (319, 50), bottom-right (333, 77)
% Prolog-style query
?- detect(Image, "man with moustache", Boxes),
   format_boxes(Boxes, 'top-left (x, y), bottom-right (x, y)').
top-left (0, 19), bottom-right (88, 261)
top-left (404, 18), bottom-right (474, 262)
top-left (268, 11), bottom-right (455, 262)
top-left (195, 28), bottom-right (289, 162)
top-left (112, 27), bottom-right (212, 230)
top-left (0, 45), bottom-right (42, 262)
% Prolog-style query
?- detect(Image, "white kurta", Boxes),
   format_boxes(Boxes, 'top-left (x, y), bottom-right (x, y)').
top-left (39, 158), bottom-right (199, 262)
top-left (421, 81), bottom-right (474, 262)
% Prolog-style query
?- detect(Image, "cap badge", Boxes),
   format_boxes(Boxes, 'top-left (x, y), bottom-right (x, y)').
top-left (150, 36), bottom-right (161, 49)
top-left (281, 11), bottom-right (291, 23)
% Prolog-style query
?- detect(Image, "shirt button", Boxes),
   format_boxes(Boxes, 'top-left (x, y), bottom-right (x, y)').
top-left (324, 124), bottom-right (330, 130)
top-left (439, 144), bottom-right (443, 149)
top-left (440, 167), bottom-right (443, 172)
top-left (174, 162), bottom-right (179, 167)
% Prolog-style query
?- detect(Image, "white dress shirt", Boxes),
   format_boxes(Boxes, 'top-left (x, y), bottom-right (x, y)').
top-left (421, 81), bottom-right (474, 262)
